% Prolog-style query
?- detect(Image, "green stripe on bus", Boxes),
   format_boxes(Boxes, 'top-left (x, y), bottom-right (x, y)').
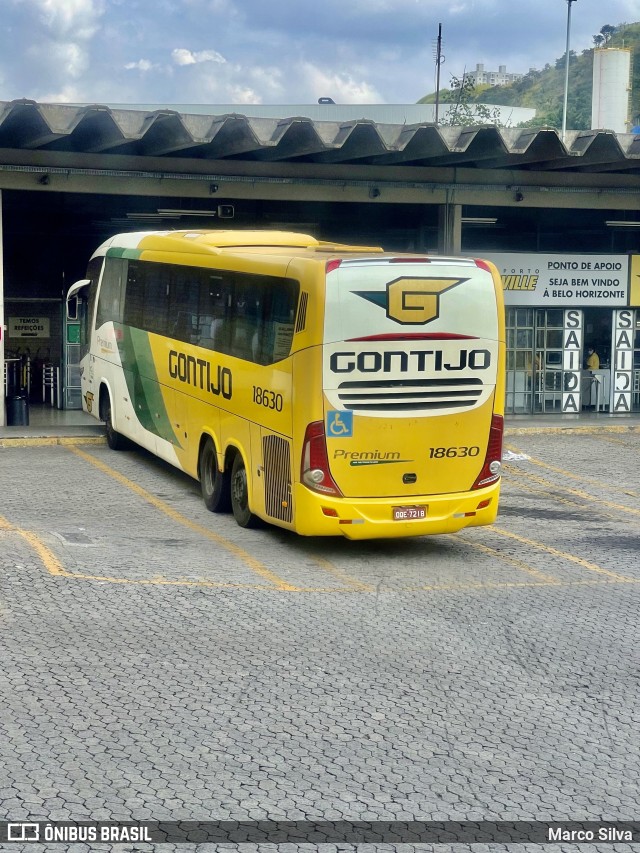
top-left (116, 325), bottom-right (180, 448)
top-left (106, 248), bottom-right (142, 259)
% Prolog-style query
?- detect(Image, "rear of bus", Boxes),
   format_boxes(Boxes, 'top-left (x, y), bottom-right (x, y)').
top-left (294, 253), bottom-right (505, 538)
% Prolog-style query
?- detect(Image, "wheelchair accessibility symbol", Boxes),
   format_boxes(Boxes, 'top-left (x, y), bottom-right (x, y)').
top-left (327, 410), bottom-right (353, 437)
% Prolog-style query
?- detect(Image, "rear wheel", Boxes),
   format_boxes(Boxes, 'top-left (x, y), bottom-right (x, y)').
top-left (199, 438), bottom-right (231, 512)
top-left (230, 453), bottom-right (262, 528)
top-left (104, 398), bottom-right (128, 450)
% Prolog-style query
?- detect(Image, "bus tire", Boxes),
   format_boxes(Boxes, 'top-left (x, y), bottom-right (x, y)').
top-left (199, 438), bottom-right (231, 513)
top-left (104, 397), bottom-right (128, 450)
top-left (230, 453), bottom-right (262, 529)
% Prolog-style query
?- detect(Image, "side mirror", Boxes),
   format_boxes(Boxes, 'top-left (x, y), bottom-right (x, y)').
top-left (66, 278), bottom-right (90, 320)
top-left (67, 295), bottom-right (79, 321)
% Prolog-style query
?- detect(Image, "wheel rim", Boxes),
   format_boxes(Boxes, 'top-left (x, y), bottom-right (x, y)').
top-left (202, 446), bottom-right (215, 497)
top-left (232, 465), bottom-right (248, 512)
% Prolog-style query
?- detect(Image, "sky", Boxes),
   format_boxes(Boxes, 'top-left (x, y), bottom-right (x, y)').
top-left (0, 0), bottom-right (637, 106)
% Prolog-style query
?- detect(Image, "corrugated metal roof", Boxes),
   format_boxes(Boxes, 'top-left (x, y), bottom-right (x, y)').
top-left (101, 102), bottom-right (537, 126)
top-left (0, 99), bottom-right (639, 174)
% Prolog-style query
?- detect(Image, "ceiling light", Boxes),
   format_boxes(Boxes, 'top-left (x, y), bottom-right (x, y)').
top-left (157, 209), bottom-right (219, 216)
top-left (461, 217), bottom-right (498, 225)
top-left (605, 220), bottom-right (640, 228)
top-left (126, 212), bottom-right (174, 220)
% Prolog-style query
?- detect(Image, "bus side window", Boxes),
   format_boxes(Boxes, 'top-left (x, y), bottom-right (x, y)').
top-left (95, 257), bottom-right (126, 329)
top-left (223, 274), bottom-right (299, 365)
top-left (142, 264), bottom-right (170, 336)
top-left (200, 275), bottom-right (231, 354)
top-left (230, 283), bottom-right (261, 362)
top-left (123, 260), bottom-right (144, 329)
top-left (266, 278), bottom-right (298, 363)
top-left (82, 257), bottom-right (102, 347)
top-left (170, 266), bottom-right (201, 344)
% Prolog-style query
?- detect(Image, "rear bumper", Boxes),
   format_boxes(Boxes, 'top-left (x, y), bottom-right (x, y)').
top-left (291, 481), bottom-right (501, 539)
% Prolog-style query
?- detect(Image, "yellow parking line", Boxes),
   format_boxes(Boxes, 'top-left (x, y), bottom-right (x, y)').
top-left (505, 463), bottom-right (640, 519)
top-left (505, 425), bottom-right (640, 437)
top-left (42, 567), bottom-right (352, 592)
top-left (505, 442), bottom-right (640, 501)
top-left (0, 513), bottom-right (66, 576)
top-left (3, 513), bottom-right (637, 595)
top-left (0, 512), bottom-right (356, 592)
top-left (68, 446), bottom-right (300, 591)
top-left (504, 467), bottom-right (581, 504)
top-left (503, 465), bottom-right (621, 521)
top-left (492, 526), bottom-right (638, 583)
top-left (405, 577), bottom-right (624, 592)
top-left (0, 436), bottom-right (106, 448)
top-left (304, 554), bottom-right (375, 591)
top-left (20, 529), bottom-right (69, 576)
top-left (598, 434), bottom-right (639, 449)
top-left (458, 535), bottom-right (561, 583)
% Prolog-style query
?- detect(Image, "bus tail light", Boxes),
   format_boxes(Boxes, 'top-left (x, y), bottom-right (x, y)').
top-left (475, 259), bottom-right (493, 273)
top-left (472, 415), bottom-right (504, 490)
top-left (301, 421), bottom-right (342, 496)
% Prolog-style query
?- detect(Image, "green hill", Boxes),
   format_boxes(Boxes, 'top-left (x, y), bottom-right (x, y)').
top-left (419, 21), bottom-right (640, 129)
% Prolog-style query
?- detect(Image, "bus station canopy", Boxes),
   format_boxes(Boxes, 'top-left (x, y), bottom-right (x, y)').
top-left (0, 99), bottom-right (639, 175)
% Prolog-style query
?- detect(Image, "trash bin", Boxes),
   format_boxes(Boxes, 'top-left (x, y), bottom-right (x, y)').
top-left (6, 394), bottom-right (29, 426)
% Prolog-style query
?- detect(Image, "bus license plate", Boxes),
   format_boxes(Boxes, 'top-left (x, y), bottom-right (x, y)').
top-left (393, 505), bottom-right (427, 521)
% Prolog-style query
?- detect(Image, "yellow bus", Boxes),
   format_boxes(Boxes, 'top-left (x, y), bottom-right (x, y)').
top-left (67, 230), bottom-right (505, 539)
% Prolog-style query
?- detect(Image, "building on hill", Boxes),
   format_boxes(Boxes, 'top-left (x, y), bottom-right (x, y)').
top-left (465, 64), bottom-right (524, 86)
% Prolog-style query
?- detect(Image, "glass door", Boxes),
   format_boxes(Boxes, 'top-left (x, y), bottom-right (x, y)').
top-left (535, 309), bottom-right (564, 413)
top-left (506, 308), bottom-right (535, 414)
top-left (506, 308), bottom-right (565, 414)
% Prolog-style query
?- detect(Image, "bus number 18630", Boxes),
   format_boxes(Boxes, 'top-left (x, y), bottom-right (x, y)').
top-left (252, 385), bottom-right (283, 412)
top-left (429, 446), bottom-right (480, 458)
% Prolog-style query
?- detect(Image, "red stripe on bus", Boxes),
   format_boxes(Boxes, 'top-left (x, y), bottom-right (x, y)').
top-left (346, 333), bottom-right (478, 342)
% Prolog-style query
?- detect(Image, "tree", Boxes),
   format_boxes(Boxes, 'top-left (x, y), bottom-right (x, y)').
top-left (593, 34), bottom-right (605, 47)
top-left (556, 50), bottom-right (577, 70)
top-left (600, 24), bottom-right (617, 43)
top-left (437, 75), bottom-right (502, 126)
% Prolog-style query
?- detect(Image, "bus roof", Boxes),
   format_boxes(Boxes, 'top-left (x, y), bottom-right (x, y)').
top-left (94, 229), bottom-right (384, 259)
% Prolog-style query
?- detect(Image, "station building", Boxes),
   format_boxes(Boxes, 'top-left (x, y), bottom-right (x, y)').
top-left (1, 99), bottom-right (639, 425)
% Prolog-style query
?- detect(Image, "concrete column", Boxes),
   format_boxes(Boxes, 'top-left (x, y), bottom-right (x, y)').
top-left (437, 201), bottom-right (462, 255)
top-left (0, 189), bottom-right (5, 427)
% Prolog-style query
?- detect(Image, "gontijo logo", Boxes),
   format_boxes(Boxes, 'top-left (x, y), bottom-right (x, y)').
top-left (355, 277), bottom-right (468, 325)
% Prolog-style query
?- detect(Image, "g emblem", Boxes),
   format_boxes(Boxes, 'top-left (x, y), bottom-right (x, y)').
top-left (386, 277), bottom-right (466, 325)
